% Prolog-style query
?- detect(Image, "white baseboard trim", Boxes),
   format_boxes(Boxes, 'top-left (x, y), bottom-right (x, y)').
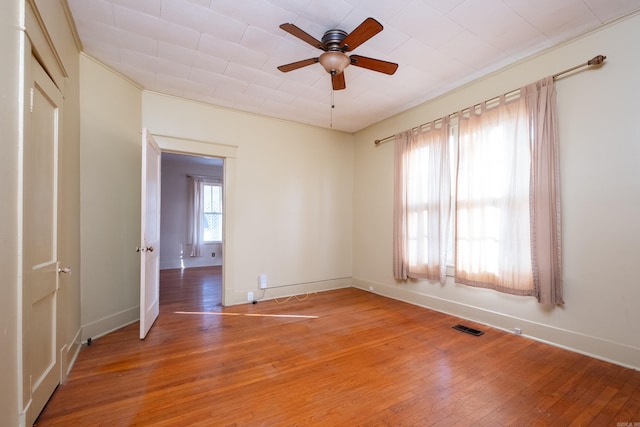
top-left (81, 306), bottom-right (139, 343)
top-left (160, 261), bottom-right (222, 270)
top-left (352, 278), bottom-right (640, 371)
top-left (60, 328), bottom-right (82, 381)
top-left (227, 277), bottom-right (352, 306)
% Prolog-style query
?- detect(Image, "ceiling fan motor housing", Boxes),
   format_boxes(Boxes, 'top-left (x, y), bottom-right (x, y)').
top-left (319, 29), bottom-right (349, 74)
top-left (321, 29), bottom-right (348, 50)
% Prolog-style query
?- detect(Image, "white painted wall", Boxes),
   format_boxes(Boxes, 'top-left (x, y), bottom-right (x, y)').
top-left (80, 55), bottom-right (142, 340)
top-left (352, 13), bottom-right (640, 369)
top-left (143, 92), bottom-right (354, 305)
top-left (160, 153), bottom-right (223, 270)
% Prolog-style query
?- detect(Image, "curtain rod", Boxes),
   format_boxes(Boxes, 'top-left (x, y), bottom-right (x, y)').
top-left (187, 174), bottom-right (219, 180)
top-left (374, 54), bottom-right (606, 146)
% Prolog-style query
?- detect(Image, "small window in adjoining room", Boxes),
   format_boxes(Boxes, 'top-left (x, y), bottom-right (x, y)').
top-left (203, 183), bottom-right (222, 243)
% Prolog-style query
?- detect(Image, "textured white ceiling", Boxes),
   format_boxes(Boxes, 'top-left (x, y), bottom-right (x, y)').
top-left (66, 0), bottom-right (640, 132)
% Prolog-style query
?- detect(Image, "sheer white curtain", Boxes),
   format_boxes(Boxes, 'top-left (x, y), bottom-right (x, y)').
top-left (455, 96), bottom-right (535, 295)
top-left (393, 119), bottom-right (451, 283)
top-left (188, 176), bottom-right (204, 257)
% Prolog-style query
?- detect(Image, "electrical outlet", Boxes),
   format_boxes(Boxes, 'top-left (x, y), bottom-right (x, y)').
top-left (247, 291), bottom-right (254, 302)
top-left (259, 274), bottom-right (267, 289)
top-left (514, 327), bottom-right (522, 335)
top-left (368, 286), bottom-right (374, 292)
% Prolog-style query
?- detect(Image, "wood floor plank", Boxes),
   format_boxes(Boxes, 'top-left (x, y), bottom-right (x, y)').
top-left (35, 267), bottom-right (640, 426)
top-left (612, 371), bottom-right (640, 424)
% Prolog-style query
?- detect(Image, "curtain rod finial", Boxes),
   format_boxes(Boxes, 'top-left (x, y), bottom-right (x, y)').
top-left (588, 55), bottom-right (606, 66)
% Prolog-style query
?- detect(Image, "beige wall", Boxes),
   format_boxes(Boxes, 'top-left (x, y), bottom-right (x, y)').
top-left (352, 13), bottom-right (640, 369)
top-left (1, 0), bottom-right (22, 424)
top-left (80, 55), bottom-right (143, 340)
top-left (143, 92), bottom-right (354, 305)
top-left (79, 56), bottom-right (353, 333)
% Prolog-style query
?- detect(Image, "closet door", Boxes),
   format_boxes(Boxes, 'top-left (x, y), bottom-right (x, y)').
top-left (22, 55), bottom-right (63, 426)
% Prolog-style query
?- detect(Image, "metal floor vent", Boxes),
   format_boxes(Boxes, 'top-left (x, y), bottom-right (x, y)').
top-left (452, 324), bottom-right (484, 336)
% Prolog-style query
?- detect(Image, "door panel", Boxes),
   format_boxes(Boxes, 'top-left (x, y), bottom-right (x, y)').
top-left (140, 129), bottom-right (161, 339)
top-left (23, 56), bottom-right (62, 426)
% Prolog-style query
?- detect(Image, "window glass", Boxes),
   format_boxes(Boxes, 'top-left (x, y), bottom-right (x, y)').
top-left (203, 183), bottom-right (222, 242)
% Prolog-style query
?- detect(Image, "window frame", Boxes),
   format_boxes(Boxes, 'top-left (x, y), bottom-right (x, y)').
top-left (202, 181), bottom-right (223, 244)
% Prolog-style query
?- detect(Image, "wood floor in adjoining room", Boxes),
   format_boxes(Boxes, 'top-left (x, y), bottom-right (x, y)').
top-left (36, 267), bottom-right (640, 426)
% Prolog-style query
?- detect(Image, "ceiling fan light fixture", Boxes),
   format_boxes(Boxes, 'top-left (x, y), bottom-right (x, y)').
top-left (318, 51), bottom-right (350, 75)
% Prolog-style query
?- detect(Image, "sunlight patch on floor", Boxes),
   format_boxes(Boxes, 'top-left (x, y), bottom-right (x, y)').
top-left (174, 311), bottom-right (319, 319)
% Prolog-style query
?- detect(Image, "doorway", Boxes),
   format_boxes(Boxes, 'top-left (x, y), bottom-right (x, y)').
top-left (147, 133), bottom-right (237, 308)
top-left (159, 152), bottom-right (224, 308)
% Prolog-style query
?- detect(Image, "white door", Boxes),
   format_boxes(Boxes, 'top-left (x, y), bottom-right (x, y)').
top-left (139, 129), bottom-right (162, 339)
top-left (22, 56), bottom-right (63, 426)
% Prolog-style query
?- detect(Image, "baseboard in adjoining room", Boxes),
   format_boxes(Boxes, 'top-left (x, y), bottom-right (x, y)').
top-left (352, 278), bottom-right (640, 371)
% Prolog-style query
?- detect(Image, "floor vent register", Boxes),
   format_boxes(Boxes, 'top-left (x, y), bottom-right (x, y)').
top-left (452, 324), bottom-right (484, 336)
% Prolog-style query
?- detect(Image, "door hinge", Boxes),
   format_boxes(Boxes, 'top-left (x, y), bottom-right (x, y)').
top-left (30, 87), bottom-right (34, 113)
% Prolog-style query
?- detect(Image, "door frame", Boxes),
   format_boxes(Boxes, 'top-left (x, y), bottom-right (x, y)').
top-left (151, 133), bottom-right (237, 307)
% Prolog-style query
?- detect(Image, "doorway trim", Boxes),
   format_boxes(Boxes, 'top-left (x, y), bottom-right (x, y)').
top-left (151, 133), bottom-right (237, 307)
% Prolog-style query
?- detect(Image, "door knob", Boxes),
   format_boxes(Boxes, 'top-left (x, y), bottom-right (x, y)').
top-left (58, 267), bottom-right (72, 274)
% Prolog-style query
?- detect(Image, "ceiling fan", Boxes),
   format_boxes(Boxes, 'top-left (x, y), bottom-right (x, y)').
top-left (277, 17), bottom-right (398, 90)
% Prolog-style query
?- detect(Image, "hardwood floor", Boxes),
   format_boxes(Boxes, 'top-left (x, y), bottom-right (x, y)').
top-left (36, 267), bottom-right (640, 426)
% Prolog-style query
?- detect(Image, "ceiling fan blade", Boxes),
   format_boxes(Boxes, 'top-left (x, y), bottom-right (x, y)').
top-left (277, 58), bottom-right (319, 72)
top-left (339, 18), bottom-right (383, 52)
top-left (350, 55), bottom-right (398, 75)
top-left (279, 23), bottom-right (326, 51)
top-left (332, 72), bottom-right (346, 90)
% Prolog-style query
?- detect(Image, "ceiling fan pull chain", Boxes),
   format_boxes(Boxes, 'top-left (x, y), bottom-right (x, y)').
top-left (330, 88), bottom-right (335, 127)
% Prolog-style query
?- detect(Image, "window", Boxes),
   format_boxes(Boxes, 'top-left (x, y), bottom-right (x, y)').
top-left (455, 102), bottom-right (533, 294)
top-left (393, 121), bottom-right (451, 284)
top-left (188, 176), bottom-right (222, 257)
top-left (394, 78), bottom-right (562, 304)
top-left (202, 183), bottom-right (222, 242)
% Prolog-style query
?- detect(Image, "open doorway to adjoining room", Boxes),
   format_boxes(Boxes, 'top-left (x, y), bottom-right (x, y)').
top-left (159, 152), bottom-right (224, 310)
